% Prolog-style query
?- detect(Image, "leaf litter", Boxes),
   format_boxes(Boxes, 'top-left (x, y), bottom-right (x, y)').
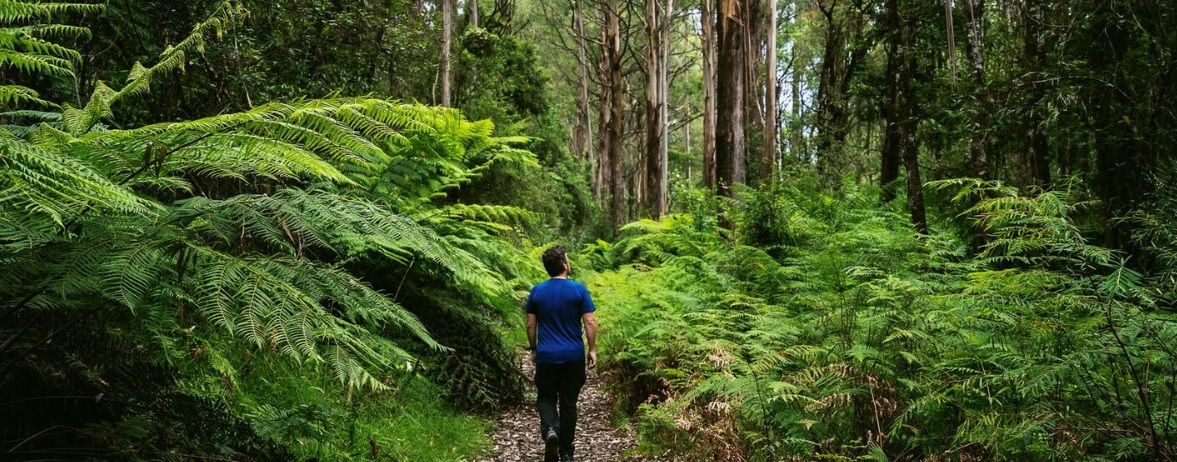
top-left (475, 354), bottom-right (661, 462)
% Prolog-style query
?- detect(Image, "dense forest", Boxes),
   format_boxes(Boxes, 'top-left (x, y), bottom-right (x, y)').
top-left (3, 0), bottom-right (1177, 461)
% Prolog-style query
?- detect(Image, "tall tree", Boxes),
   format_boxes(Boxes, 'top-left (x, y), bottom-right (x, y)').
top-left (572, 0), bottom-right (594, 169)
top-left (644, 0), bottom-right (672, 217)
top-left (965, 0), bottom-right (990, 180)
top-left (701, 0), bottom-right (718, 188)
top-left (469, 0), bottom-right (480, 28)
top-left (742, 0), bottom-right (765, 182)
top-left (762, 0), bottom-right (779, 184)
top-left (882, 0), bottom-right (926, 233)
top-left (813, 0), bottom-right (869, 182)
top-left (715, 0), bottom-right (746, 197)
top-left (604, 0), bottom-right (627, 229)
top-left (441, 0), bottom-right (454, 106)
top-left (1016, 0), bottom-right (1049, 189)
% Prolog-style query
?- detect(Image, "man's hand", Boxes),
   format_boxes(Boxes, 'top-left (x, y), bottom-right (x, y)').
top-left (587, 350), bottom-right (597, 369)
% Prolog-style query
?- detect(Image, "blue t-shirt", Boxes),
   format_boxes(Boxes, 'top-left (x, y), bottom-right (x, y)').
top-left (525, 278), bottom-right (596, 364)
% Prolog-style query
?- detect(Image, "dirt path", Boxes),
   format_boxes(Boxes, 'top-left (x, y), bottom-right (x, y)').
top-left (477, 356), bottom-right (641, 462)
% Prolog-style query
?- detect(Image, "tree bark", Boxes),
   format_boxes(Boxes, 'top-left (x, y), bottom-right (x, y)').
top-left (879, 117), bottom-right (901, 202)
top-left (1018, 0), bottom-right (1050, 189)
top-left (596, 20), bottom-right (613, 206)
top-left (440, 0), bottom-right (453, 107)
top-left (965, 0), bottom-right (990, 179)
top-left (701, 0), bottom-right (718, 189)
top-left (573, 0), bottom-right (594, 168)
top-left (640, 0), bottom-right (673, 216)
top-left (644, 0), bottom-right (665, 217)
top-left (659, 0), bottom-right (673, 213)
top-left (883, 0), bottom-right (926, 233)
top-left (716, 0), bottom-right (746, 197)
top-left (606, 0), bottom-right (627, 230)
top-left (763, 0), bottom-right (778, 184)
top-left (742, 0), bottom-right (765, 183)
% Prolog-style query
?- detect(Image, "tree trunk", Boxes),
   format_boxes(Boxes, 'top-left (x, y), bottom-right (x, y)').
top-left (659, 0), bottom-right (673, 214)
top-left (1091, 8), bottom-right (1151, 250)
top-left (596, 27), bottom-right (613, 205)
top-left (573, 0), bottom-right (594, 167)
top-left (813, 1), bottom-right (860, 183)
top-left (763, 0), bottom-right (778, 184)
top-left (716, 0), bottom-right (746, 197)
top-left (966, 0), bottom-right (990, 179)
top-left (606, 0), bottom-right (627, 230)
top-left (644, 0), bottom-right (665, 217)
top-left (879, 114), bottom-right (901, 202)
top-left (440, 0), bottom-right (453, 107)
top-left (742, 0), bottom-right (765, 183)
top-left (469, 0), bottom-right (480, 28)
top-left (883, 0), bottom-right (926, 233)
top-left (1018, 0), bottom-right (1050, 189)
top-left (790, 33), bottom-right (805, 162)
top-left (701, 0), bottom-right (718, 189)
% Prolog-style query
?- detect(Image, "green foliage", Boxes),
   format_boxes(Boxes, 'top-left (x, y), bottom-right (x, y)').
top-left (1, 5), bottom-right (538, 458)
top-left (455, 26), bottom-right (548, 122)
top-left (592, 179), bottom-right (1177, 461)
top-left (171, 339), bottom-right (490, 461)
top-left (0, 0), bottom-right (99, 109)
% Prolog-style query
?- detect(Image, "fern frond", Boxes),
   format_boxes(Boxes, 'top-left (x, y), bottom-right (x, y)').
top-left (0, 47), bottom-right (74, 76)
top-left (0, 0), bottom-right (103, 23)
top-left (0, 84), bottom-right (50, 109)
top-left (185, 245), bottom-right (433, 374)
top-left (0, 133), bottom-right (154, 224)
top-left (61, 1), bottom-right (243, 135)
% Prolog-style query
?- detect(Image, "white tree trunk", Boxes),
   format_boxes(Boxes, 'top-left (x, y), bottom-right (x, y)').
top-left (763, 0), bottom-right (777, 182)
top-left (441, 0), bottom-right (453, 107)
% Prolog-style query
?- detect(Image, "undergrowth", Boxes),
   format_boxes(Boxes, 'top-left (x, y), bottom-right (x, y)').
top-left (171, 338), bottom-right (490, 461)
top-left (588, 178), bottom-right (1177, 462)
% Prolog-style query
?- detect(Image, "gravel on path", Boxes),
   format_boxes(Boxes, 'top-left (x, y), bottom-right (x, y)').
top-left (476, 354), bottom-right (646, 462)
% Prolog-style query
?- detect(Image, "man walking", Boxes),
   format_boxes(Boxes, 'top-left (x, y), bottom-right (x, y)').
top-left (526, 245), bottom-right (598, 462)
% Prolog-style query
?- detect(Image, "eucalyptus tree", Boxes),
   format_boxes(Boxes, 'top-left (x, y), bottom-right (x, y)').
top-left (643, 0), bottom-right (673, 217)
top-left (762, 0), bottom-right (778, 184)
top-left (715, 0), bottom-right (746, 197)
top-left (442, 0), bottom-right (455, 106)
top-left (602, 0), bottom-right (627, 229)
top-left (700, 0), bottom-right (717, 188)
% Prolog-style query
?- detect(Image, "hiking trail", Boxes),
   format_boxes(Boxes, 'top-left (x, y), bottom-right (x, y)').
top-left (477, 354), bottom-right (653, 462)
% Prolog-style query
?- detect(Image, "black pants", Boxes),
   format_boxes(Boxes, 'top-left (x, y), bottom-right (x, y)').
top-left (535, 361), bottom-right (586, 457)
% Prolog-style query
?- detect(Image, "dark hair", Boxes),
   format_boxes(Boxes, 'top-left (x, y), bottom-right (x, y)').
top-left (542, 246), bottom-right (568, 277)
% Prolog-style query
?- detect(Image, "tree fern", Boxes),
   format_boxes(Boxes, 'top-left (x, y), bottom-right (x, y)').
top-left (1, 4), bottom-right (554, 459)
top-left (0, 0), bottom-right (99, 110)
top-left (58, 1), bottom-right (243, 135)
top-left (3, 31), bottom-right (536, 392)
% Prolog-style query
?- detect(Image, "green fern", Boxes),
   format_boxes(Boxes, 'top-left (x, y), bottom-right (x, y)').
top-left (0, 0), bottom-right (100, 110)
top-left (2, 27), bottom-right (536, 390)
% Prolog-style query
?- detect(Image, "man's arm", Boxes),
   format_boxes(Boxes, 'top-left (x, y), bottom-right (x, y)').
top-left (526, 313), bottom-right (538, 351)
top-left (582, 312), bottom-right (597, 368)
